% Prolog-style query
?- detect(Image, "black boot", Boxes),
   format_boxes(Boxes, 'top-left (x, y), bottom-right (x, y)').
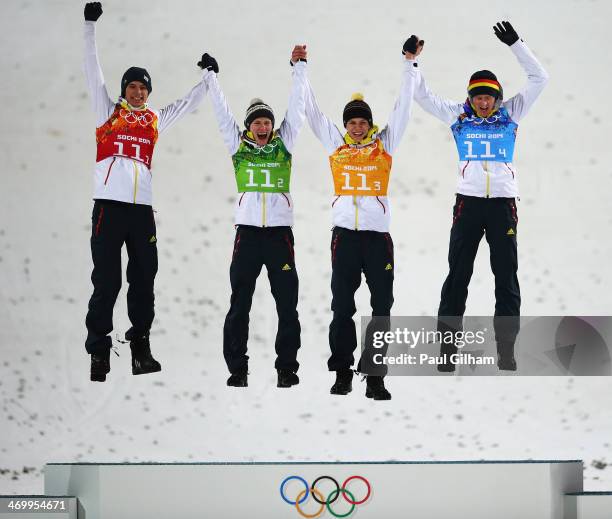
top-left (330, 369), bottom-right (353, 395)
top-left (90, 350), bottom-right (110, 382)
top-left (277, 369), bottom-right (299, 388)
top-left (127, 330), bottom-right (161, 375)
top-left (437, 343), bottom-right (458, 373)
top-left (497, 342), bottom-right (517, 371)
top-left (227, 370), bottom-right (248, 387)
top-left (365, 376), bottom-right (391, 400)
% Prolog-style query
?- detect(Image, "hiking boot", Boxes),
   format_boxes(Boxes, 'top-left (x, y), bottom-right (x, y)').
top-left (227, 371), bottom-right (248, 387)
top-left (330, 369), bottom-right (353, 395)
top-left (277, 369), bottom-right (299, 388)
top-left (90, 350), bottom-right (110, 382)
top-left (365, 375), bottom-right (392, 400)
top-left (127, 331), bottom-right (161, 375)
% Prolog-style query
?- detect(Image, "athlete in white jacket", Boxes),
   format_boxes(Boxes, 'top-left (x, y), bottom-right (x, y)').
top-left (413, 21), bottom-right (549, 372)
top-left (305, 36), bottom-right (422, 399)
top-left (83, 2), bottom-right (208, 381)
top-left (202, 47), bottom-right (307, 388)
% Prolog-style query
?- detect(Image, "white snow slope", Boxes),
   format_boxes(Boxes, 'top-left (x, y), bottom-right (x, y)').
top-left (1, 0), bottom-right (611, 495)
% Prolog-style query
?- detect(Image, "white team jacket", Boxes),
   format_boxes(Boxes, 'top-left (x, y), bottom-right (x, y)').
top-left (305, 59), bottom-right (419, 232)
top-left (414, 40), bottom-right (549, 198)
top-left (204, 62), bottom-right (306, 227)
top-left (84, 21), bottom-right (208, 205)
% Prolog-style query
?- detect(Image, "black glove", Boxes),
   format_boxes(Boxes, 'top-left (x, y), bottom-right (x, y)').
top-left (402, 35), bottom-right (424, 55)
top-left (197, 53), bottom-right (219, 73)
top-left (493, 21), bottom-right (519, 46)
top-left (84, 2), bottom-right (103, 22)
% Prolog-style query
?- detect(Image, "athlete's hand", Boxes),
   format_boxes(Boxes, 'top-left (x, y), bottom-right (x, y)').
top-left (493, 21), bottom-right (519, 46)
top-left (290, 44), bottom-right (307, 65)
top-left (402, 35), bottom-right (424, 59)
top-left (84, 2), bottom-right (103, 22)
top-left (197, 53), bottom-right (219, 73)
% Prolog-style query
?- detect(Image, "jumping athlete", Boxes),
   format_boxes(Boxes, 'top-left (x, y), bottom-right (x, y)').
top-left (83, 2), bottom-right (208, 381)
top-left (413, 22), bottom-right (549, 371)
top-left (201, 46), bottom-right (307, 388)
top-left (305, 36), bottom-right (423, 400)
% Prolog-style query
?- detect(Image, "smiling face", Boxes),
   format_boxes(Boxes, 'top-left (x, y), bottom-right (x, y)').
top-left (345, 117), bottom-right (371, 142)
top-left (471, 94), bottom-right (497, 117)
top-left (124, 81), bottom-right (149, 107)
top-left (249, 117), bottom-right (273, 146)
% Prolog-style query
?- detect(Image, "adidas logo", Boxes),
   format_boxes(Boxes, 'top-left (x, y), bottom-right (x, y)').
top-left (149, 235), bottom-right (157, 243)
top-left (506, 228), bottom-right (515, 236)
top-left (385, 263), bottom-right (393, 271)
top-left (282, 264), bottom-right (292, 271)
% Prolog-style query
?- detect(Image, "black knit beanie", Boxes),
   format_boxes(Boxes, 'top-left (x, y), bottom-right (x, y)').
top-left (343, 93), bottom-right (373, 127)
top-left (121, 67), bottom-right (152, 98)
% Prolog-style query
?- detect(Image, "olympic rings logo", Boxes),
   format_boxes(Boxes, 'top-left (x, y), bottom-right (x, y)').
top-left (339, 142), bottom-right (377, 157)
top-left (251, 141), bottom-right (278, 154)
top-left (280, 475), bottom-right (371, 518)
top-left (120, 108), bottom-right (154, 127)
top-left (463, 114), bottom-right (502, 124)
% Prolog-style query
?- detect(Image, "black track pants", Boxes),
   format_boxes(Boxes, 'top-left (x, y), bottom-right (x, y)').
top-left (328, 227), bottom-right (394, 372)
top-left (85, 200), bottom-right (158, 354)
top-left (223, 226), bottom-right (301, 374)
top-left (437, 194), bottom-right (520, 345)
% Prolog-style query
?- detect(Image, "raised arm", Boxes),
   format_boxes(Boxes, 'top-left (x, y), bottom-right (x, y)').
top-left (379, 35), bottom-right (423, 155)
top-left (157, 73), bottom-right (208, 135)
top-left (83, 2), bottom-right (115, 126)
top-left (201, 54), bottom-right (241, 155)
top-left (414, 70), bottom-right (464, 126)
top-left (277, 45), bottom-right (308, 154)
top-left (494, 22), bottom-right (549, 122)
top-left (304, 75), bottom-right (344, 155)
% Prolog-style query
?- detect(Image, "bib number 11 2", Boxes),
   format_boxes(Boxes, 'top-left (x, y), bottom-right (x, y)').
top-left (245, 168), bottom-right (284, 189)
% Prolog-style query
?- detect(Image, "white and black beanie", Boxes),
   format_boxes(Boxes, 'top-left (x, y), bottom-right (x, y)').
top-left (244, 98), bottom-right (275, 129)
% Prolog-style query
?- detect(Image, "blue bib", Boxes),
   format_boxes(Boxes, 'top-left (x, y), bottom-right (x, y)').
top-left (451, 106), bottom-right (518, 162)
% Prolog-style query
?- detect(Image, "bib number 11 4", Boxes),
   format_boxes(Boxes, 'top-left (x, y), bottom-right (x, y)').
top-left (464, 140), bottom-right (506, 159)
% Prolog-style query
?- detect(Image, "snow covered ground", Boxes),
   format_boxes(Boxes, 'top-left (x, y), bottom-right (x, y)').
top-left (1, 0), bottom-right (611, 495)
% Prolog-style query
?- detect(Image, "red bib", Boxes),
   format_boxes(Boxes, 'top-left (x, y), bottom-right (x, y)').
top-left (96, 104), bottom-right (159, 169)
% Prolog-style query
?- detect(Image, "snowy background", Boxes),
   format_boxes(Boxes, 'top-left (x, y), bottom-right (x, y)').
top-left (1, 0), bottom-right (611, 494)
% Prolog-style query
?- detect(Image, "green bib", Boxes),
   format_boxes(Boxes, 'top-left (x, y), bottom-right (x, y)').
top-left (232, 135), bottom-right (292, 193)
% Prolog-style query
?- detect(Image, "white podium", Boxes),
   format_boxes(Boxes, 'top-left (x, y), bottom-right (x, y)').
top-left (44, 460), bottom-right (586, 519)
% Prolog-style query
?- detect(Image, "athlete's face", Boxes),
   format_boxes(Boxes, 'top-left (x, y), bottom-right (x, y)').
top-left (345, 118), bottom-right (371, 142)
top-left (471, 94), bottom-right (497, 117)
top-left (125, 81), bottom-right (149, 107)
top-left (249, 117), bottom-right (273, 146)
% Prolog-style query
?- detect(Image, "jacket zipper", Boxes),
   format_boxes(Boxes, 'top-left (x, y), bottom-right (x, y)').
top-left (353, 195), bottom-right (358, 230)
top-left (484, 161), bottom-right (490, 198)
top-left (133, 162), bottom-right (139, 203)
top-left (262, 192), bottom-right (267, 227)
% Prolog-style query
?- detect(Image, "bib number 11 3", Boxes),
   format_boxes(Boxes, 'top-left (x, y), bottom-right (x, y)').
top-left (341, 172), bottom-right (381, 192)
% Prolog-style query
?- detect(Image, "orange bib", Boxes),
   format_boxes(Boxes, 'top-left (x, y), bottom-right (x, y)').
top-left (329, 138), bottom-right (392, 196)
